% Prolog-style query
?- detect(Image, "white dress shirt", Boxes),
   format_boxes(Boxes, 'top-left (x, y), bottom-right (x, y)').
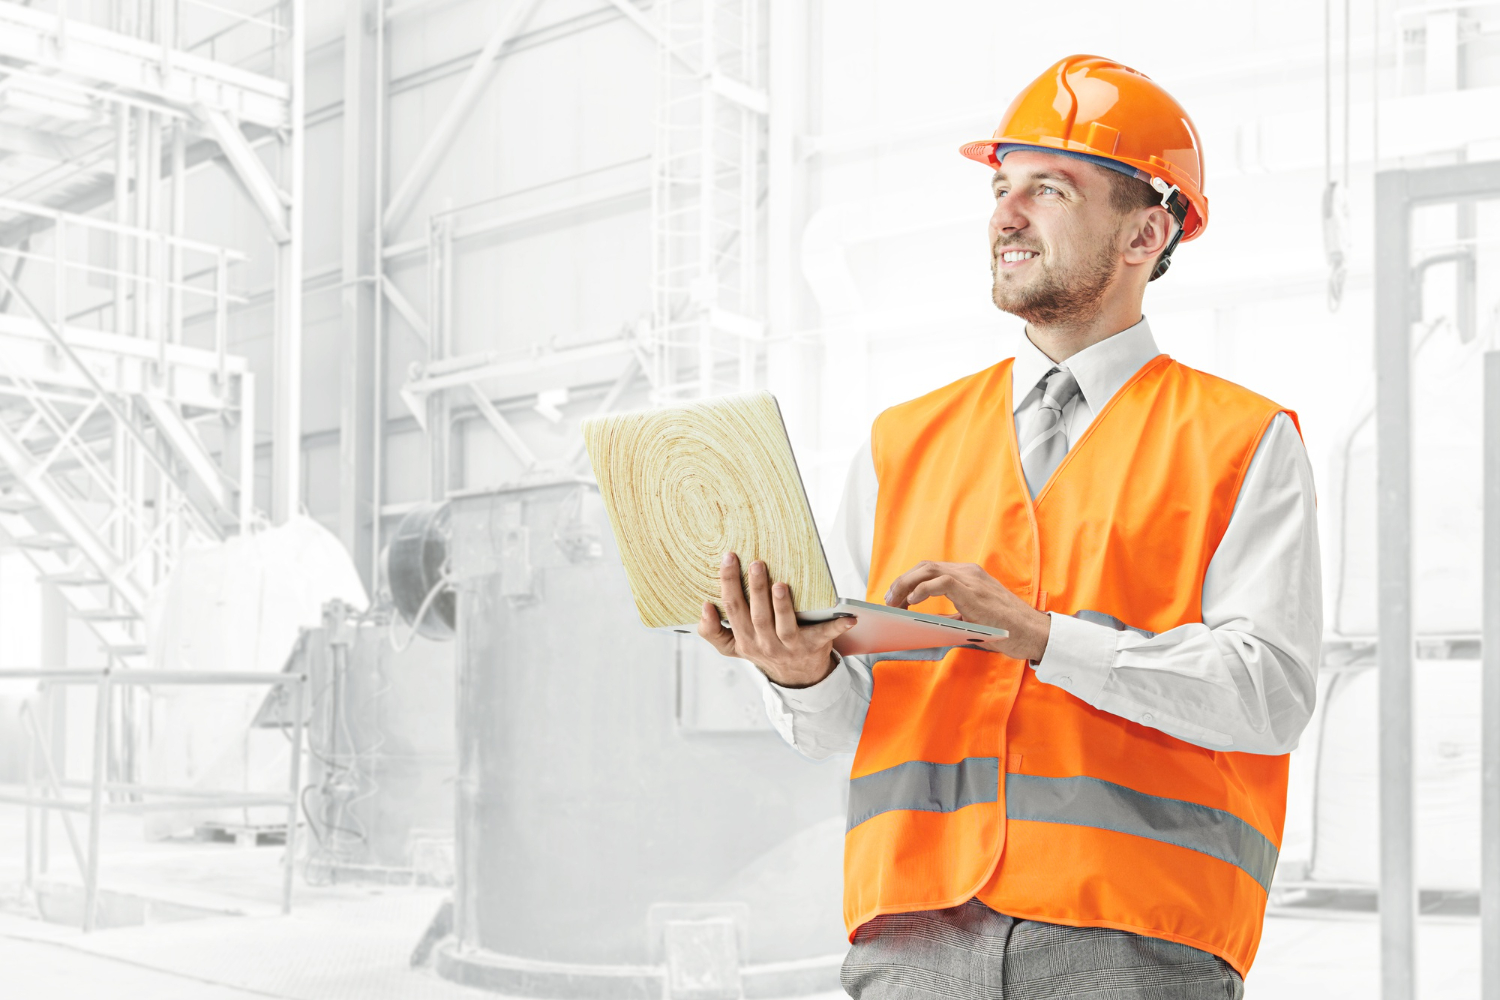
top-left (761, 317), bottom-right (1322, 758)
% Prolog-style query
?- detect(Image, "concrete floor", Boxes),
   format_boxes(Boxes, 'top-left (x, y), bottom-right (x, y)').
top-left (0, 805), bottom-right (1480, 999)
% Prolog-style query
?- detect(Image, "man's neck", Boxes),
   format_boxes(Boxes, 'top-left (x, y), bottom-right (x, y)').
top-left (1024, 300), bottom-right (1144, 363)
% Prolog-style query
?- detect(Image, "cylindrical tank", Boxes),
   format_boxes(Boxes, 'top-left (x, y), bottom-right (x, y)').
top-left (435, 480), bottom-right (848, 998)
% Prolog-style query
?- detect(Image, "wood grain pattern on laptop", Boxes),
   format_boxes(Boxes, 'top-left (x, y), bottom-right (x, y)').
top-left (582, 392), bottom-right (839, 629)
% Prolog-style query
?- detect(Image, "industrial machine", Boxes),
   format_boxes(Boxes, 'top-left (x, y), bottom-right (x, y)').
top-left (289, 511), bottom-right (459, 885)
top-left (427, 479), bottom-right (850, 998)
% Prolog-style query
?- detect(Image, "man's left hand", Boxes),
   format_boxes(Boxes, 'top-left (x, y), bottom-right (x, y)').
top-left (885, 561), bottom-right (1051, 662)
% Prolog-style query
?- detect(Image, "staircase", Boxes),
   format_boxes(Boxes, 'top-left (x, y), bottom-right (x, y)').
top-left (0, 203), bottom-right (255, 670)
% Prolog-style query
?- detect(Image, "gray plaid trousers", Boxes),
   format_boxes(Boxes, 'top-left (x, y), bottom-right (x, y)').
top-left (841, 899), bottom-right (1245, 1000)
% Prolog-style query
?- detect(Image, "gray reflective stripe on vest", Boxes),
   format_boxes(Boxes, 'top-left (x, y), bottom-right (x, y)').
top-left (847, 756), bottom-right (999, 832)
top-left (1073, 609), bottom-right (1157, 639)
top-left (868, 646), bottom-right (956, 664)
top-left (1006, 773), bottom-right (1279, 892)
top-left (846, 763), bottom-right (1278, 892)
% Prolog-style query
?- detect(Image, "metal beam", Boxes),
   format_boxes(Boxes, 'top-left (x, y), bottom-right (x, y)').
top-left (199, 107), bottom-right (291, 243)
top-left (1486, 349), bottom-right (1500, 1000)
top-left (340, 0), bottom-right (379, 592)
top-left (380, 179), bottom-right (648, 261)
top-left (467, 384), bottom-right (538, 470)
top-left (381, 275), bottom-right (429, 343)
top-left (1376, 159), bottom-right (1500, 1000)
top-left (0, 4), bottom-right (290, 129)
top-left (603, 0), bottom-right (665, 44)
top-left (271, 1), bottom-right (307, 525)
top-left (381, 0), bottom-right (545, 235)
top-left (566, 355), bottom-right (641, 467)
top-left (0, 127), bottom-right (271, 251)
top-left (403, 339), bottom-right (638, 397)
top-left (1375, 167), bottom-right (1415, 1000)
top-left (0, 266), bottom-right (224, 547)
top-left (0, 123), bottom-right (93, 163)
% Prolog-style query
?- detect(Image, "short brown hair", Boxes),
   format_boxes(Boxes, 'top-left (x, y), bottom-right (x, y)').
top-left (1102, 167), bottom-right (1160, 216)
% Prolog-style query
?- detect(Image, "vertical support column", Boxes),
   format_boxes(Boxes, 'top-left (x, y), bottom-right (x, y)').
top-left (1458, 197), bottom-right (1477, 343)
top-left (272, 0), bottom-right (307, 523)
top-left (426, 215), bottom-right (453, 500)
top-left (451, 571), bottom-right (480, 949)
top-left (83, 673), bottom-right (111, 933)
top-left (1483, 349), bottom-right (1500, 1000)
top-left (39, 582), bottom-right (66, 874)
top-left (340, 0), bottom-right (378, 592)
top-left (112, 104), bottom-right (129, 332)
top-left (23, 699), bottom-right (33, 892)
top-left (1374, 168), bottom-right (1415, 1000)
top-left (133, 107), bottom-right (150, 340)
top-left (148, 111), bottom-right (163, 380)
top-left (371, 0), bottom-right (387, 585)
top-left (170, 121), bottom-right (185, 347)
top-left (283, 673), bottom-right (305, 915)
top-left (766, 0), bottom-right (810, 443)
top-left (697, 0), bottom-right (717, 399)
top-left (238, 371), bottom-right (257, 525)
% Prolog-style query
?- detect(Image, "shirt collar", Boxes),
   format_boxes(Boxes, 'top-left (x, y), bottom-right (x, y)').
top-left (1010, 316), bottom-right (1162, 414)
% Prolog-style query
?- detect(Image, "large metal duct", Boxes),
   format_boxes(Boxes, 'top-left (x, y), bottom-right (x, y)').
top-left (434, 479), bottom-right (848, 998)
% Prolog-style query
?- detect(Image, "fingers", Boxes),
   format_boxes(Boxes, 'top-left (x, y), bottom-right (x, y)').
top-left (771, 581), bottom-right (800, 643)
top-left (745, 560), bottom-right (776, 634)
top-left (884, 560), bottom-right (943, 608)
top-left (718, 552), bottom-right (752, 632)
top-left (906, 575), bottom-right (955, 607)
top-left (697, 600), bottom-right (736, 655)
top-left (807, 616), bottom-right (858, 646)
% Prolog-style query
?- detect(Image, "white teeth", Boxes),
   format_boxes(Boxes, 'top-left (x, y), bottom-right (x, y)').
top-left (1001, 250), bottom-right (1037, 263)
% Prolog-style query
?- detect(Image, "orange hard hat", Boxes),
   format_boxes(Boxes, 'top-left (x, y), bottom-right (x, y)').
top-left (960, 55), bottom-right (1208, 279)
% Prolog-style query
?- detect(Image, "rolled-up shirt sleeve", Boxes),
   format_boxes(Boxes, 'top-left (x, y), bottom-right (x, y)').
top-left (1031, 413), bottom-right (1322, 754)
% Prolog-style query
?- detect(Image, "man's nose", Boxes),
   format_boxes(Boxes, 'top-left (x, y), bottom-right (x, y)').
top-left (989, 195), bottom-right (1027, 243)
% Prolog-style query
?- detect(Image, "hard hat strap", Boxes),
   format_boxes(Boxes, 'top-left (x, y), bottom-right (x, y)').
top-left (1148, 176), bottom-right (1190, 282)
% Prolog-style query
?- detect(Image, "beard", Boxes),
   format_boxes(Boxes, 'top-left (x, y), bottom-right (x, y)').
top-left (991, 229), bottom-right (1120, 327)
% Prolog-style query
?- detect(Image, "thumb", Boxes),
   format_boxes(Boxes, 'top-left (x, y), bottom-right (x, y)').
top-left (812, 616), bottom-right (857, 644)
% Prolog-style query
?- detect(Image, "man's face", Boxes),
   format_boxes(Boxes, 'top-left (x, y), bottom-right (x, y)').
top-left (987, 150), bottom-right (1125, 326)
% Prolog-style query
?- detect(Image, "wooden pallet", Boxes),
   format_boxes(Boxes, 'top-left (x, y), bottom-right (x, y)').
top-left (195, 821), bottom-right (287, 848)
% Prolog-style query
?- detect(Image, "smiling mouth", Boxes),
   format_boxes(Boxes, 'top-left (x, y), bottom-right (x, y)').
top-left (997, 249), bottom-right (1039, 265)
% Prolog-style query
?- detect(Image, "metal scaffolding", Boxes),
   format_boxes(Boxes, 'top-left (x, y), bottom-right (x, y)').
top-left (389, 0), bottom-right (773, 534)
top-left (0, 0), bottom-right (303, 770)
top-left (650, 0), bottom-right (769, 401)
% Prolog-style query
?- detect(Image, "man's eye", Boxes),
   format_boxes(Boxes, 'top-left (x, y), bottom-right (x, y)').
top-left (995, 189), bottom-right (1007, 198)
top-left (1040, 185), bottom-right (1059, 195)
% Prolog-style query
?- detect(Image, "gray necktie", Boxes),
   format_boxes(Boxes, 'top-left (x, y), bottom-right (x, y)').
top-left (1018, 367), bottom-right (1082, 497)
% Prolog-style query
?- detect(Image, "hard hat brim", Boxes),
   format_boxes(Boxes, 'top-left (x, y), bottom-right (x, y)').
top-left (959, 137), bottom-right (1207, 241)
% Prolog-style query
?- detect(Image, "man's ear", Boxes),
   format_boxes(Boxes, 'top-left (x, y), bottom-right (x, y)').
top-left (1124, 206), bottom-right (1174, 267)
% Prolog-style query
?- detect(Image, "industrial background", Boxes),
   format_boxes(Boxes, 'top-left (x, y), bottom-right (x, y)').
top-left (0, 0), bottom-right (1492, 998)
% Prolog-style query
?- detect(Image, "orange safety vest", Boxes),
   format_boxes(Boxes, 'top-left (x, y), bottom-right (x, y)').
top-left (846, 353), bottom-right (1298, 977)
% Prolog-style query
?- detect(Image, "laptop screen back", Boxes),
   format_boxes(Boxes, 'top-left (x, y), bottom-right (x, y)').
top-left (582, 391), bottom-right (839, 629)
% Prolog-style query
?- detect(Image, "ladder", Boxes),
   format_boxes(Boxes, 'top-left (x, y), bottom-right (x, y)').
top-left (650, 0), bottom-right (770, 402)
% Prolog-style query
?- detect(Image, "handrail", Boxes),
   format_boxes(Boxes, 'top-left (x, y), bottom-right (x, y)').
top-left (0, 668), bottom-right (306, 684)
top-left (13, 669), bottom-right (306, 930)
top-left (0, 196), bottom-right (249, 260)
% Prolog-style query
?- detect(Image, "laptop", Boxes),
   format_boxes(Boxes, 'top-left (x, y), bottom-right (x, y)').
top-left (581, 391), bottom-right (1008, 656)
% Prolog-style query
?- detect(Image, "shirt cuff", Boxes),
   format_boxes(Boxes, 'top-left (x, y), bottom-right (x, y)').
top-left (1033, 611), bottom-right (1118, 705)
top-left (770, 653), bottom-right (853, 713)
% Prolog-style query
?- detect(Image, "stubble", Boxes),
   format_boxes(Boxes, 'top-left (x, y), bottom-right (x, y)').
top-left (991, 229), bottom-right (1121, 327)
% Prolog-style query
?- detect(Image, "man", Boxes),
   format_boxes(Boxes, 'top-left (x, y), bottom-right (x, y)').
top-left (698, 55), bottom-right (1320, 999)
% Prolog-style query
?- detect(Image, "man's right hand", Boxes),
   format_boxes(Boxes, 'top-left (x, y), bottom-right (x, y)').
top-left (697, 552), bottom-right (856, 689)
